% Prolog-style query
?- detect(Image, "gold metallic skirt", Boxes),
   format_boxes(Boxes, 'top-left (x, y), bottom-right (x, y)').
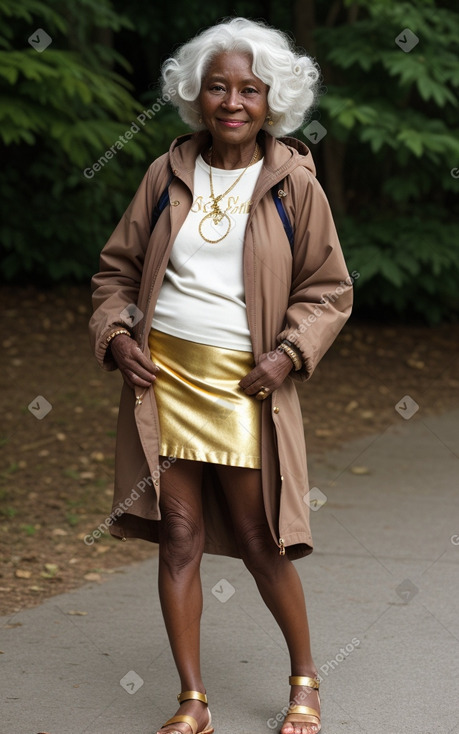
top-left (148, 329), bottom-right (261, 468)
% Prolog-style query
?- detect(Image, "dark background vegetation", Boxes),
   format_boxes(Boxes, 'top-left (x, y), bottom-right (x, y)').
top-left (1, 0), bottom-right (459, 321)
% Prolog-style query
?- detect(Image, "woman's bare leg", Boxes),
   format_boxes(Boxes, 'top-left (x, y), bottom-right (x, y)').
top-left (156, 457), bottom-right (209, 734)
top-left (215, 465), bottom-right (320, 734)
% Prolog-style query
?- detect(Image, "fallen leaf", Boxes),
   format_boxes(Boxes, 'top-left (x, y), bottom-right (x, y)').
top-left (350, 466), bottom-right (371, 475)
top-left (84, 572), bottom-right (102, 582)
top-left (52, 528), bottom-right (68, 536)
top-left (15, 569), bottom-right (32, 579)
top-left (345, 400), bottom-right (359, 413)
top-left (406, 358), bottom-right (425, 370)
top-left (315, 428), bottom-right (333, 437)
top-left (44, 563), bottom-right (59, 574)
top-left (66, 610), bottom-right (88, 616)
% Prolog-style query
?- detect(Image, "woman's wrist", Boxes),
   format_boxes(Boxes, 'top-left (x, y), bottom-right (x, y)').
top-left (105, 328), bottom-right (132, 346)
top-left (278, 340), bottom-right (303, 371)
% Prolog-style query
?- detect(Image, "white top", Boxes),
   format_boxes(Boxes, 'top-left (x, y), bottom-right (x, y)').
top-left (152, 154), bottom-right (264, 351)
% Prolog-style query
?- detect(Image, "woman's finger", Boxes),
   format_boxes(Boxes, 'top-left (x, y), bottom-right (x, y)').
top-left (127, 363), bottom-right (158, 384)
top-left (121, 370), bottom-right (154, 390)
top-left (133, 346), bottom-right (160, 374)
top-left (239, 351), bottom-right (292, 394)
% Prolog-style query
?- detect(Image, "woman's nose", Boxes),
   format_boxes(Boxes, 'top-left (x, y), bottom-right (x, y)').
top-left (222, 90), bottom-right (242, 110)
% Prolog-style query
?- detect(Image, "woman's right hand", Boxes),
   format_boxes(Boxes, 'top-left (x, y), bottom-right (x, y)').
top-left (110, 334), bottom-right (159, 390)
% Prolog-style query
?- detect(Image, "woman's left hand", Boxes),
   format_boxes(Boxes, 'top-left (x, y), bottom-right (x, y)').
top-left (239, 349), bottom-right (293, 399)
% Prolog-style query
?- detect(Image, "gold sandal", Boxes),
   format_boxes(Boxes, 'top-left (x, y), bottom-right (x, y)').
top-left (283, 675), bottom-right (321, 732)
top-left (158, 690), bottom-right (214, 734)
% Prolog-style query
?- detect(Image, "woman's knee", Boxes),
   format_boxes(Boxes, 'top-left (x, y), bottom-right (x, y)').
top-left (160, 508), bottom-right (204, 573)
top-left (237, 522), bottom-right (280, 577)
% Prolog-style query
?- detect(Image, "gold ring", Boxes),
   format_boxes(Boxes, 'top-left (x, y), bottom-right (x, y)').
top-left (256, 386), bottom-right (269, 401)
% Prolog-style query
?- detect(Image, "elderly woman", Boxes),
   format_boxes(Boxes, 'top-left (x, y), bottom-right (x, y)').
top-left (90, 17), bottom-right (352, 734)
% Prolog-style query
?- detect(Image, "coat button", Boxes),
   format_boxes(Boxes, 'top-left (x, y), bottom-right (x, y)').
top-left (153, 479), bottom-right (159, 487)
top-left (280, 475), bottom-right (284, 481)
top-left (273, 406), bottom-right (280, 414)
top-left (170, 200), bottom-right (180, 206)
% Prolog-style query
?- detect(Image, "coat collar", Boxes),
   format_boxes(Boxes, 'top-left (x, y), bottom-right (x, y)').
top-left (168, 130), bottom-right (316, 195)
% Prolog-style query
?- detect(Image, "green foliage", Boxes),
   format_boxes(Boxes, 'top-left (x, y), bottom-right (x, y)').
top-left (338, 207), bottom-right (459, 323)
top-left (0, 0), bottom-right (174, 282)
top-left (309, 0), bottom-right (459, 322)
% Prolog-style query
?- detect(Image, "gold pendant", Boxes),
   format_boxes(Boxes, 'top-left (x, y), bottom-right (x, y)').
top-left (198, 211), bottom-right (232, 244)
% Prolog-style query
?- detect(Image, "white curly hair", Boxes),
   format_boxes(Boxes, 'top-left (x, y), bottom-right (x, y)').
top-left (161, 17), bottom-right (320, 137)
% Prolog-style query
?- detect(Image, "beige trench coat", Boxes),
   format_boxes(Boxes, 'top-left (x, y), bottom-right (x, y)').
top-left (89, 131), bottom-right (352, 560)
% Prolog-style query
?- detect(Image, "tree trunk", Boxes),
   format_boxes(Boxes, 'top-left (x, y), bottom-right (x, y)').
top-left (322, 135), bottom-right (347, 216)
top-left (296, 0), bottom-right (349, 215)
top-left (294, 0), bottom-right (316, 54)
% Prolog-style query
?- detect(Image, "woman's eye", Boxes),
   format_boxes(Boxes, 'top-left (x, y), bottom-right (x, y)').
top-left (243, 87), bottom-right (258, 94)
top-left (210, 84), bottom-right (225, 92)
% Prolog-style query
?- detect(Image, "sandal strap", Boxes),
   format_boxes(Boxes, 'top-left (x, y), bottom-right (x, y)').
top-left (289, 675), bottom-right (320, 689)
top-left (163, 714), bottom-right (198, 733)
top-left (286, 705), bottom-right (320, 720)
top-left (177, 690), bottom-right (208, 705)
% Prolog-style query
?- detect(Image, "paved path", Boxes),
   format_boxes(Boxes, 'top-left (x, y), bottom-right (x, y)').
top-left (2, 410), bottom-right (459, 734)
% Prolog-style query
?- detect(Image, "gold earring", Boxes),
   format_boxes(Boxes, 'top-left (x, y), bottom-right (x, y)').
top-left (266, 114), bottom-right (274, 126)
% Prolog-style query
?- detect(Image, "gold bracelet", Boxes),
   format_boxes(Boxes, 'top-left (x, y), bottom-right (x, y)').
top-left (278, 342), bottom-right (302, 371)
top-left (105, 328), bottom-right (131, 345)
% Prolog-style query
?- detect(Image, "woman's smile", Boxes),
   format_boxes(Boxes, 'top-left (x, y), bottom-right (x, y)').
top-left (217, 119), bottom-right (247, 128)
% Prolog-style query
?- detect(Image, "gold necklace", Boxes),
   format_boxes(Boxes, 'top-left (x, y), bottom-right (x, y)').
top-left (198, 143), bottom-right (260, 244)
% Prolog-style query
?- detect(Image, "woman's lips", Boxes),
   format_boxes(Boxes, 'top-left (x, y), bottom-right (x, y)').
top-left (217, 119), bottom-right (247, 128)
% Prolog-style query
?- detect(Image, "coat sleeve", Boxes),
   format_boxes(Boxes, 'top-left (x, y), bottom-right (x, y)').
top-left (89, 156), bottom-right (167, 370)
top-left (277, 167), bottom-right (353, 381)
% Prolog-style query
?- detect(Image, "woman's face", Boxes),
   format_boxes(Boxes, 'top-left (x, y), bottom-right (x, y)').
top-left (198, 51), bottom-right (269, 149)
